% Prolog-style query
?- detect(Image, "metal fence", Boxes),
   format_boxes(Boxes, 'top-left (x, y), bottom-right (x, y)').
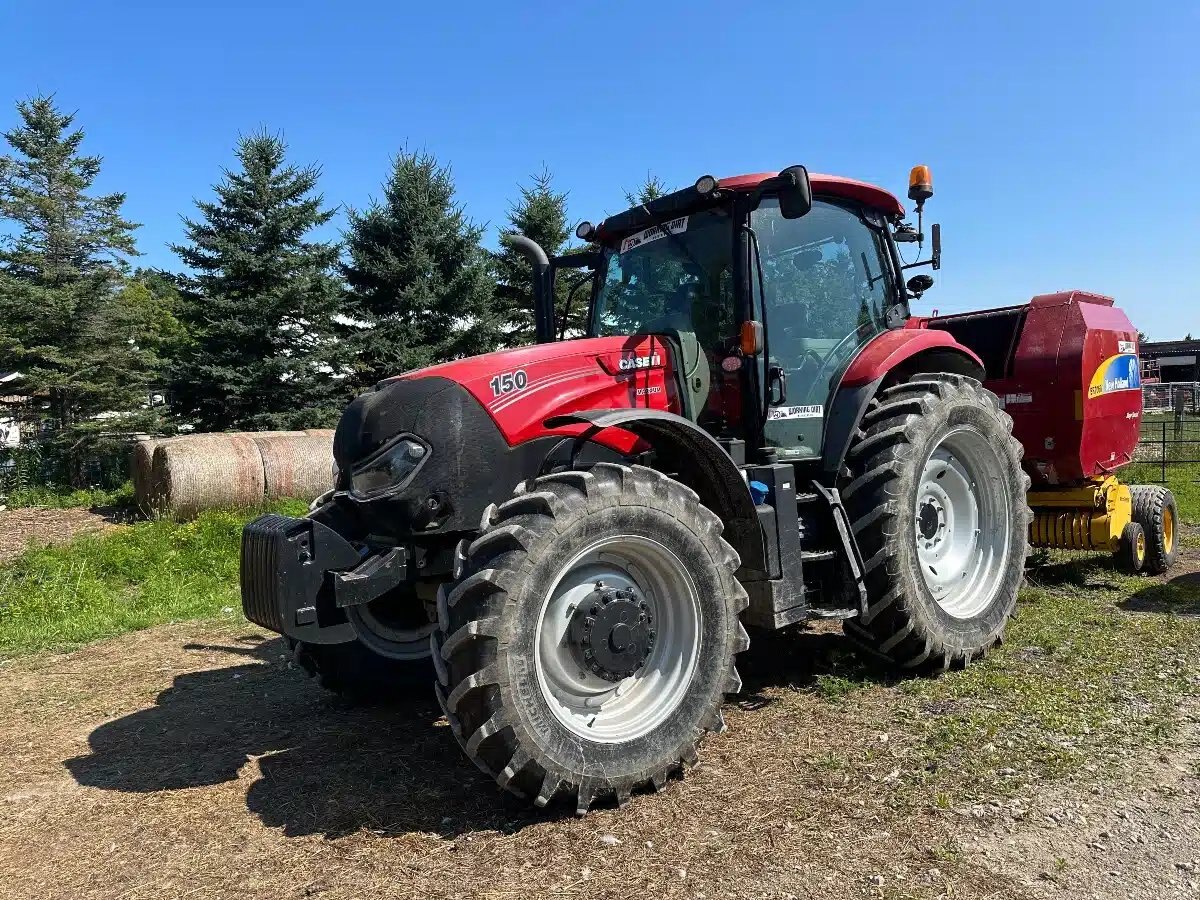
top-left (1142, 382), bottom-right (1200, 415)
top-left (1134, 389), bottom-right (1200, 482)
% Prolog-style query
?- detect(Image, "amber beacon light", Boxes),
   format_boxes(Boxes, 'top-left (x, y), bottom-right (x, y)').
top-left (908, 165), bottom-right (934, 208)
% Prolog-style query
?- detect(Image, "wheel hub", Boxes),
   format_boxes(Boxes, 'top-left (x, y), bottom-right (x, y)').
top-left (918, 499), bottom-right (943, 541)
top-left (568, 586), bottom-right (656, 682)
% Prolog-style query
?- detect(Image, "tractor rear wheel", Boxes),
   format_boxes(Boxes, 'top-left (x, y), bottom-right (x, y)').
top-left (432, 463), bottom-right (748, 813)
top-left (840, 374), bottom-right (1030, 671)
top-left (1130, 485), bottom-right (1178, 575)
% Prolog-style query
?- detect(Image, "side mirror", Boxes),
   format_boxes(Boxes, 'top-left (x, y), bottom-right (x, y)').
top-left (907, 274), bottom-right (935, 297)
top-left (777, 165), bottom-right (813, 219)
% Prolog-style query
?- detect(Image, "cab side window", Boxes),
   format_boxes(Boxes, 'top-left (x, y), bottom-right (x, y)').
top-left (751, 198), bottom-right (893, 458)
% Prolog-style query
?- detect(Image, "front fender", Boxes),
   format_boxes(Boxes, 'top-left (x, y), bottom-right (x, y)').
top-left (822, 330), bottom-right (985, 474)
top-left (839, 328), bottom-right (983, 388)
top-left (544, 409), bottom-right (767, 579)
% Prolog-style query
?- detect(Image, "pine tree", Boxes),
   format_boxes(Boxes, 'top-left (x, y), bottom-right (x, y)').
top-left (624, 174), bottom-right (669, 207)
top-left (0, 95), bottom-right (157, 484)
top-left (170, 132), bottom-right (345, 431)
top-left (492, 167), bottom-right (572, 344)
top-left (342, 149), bottom-right (497, 389)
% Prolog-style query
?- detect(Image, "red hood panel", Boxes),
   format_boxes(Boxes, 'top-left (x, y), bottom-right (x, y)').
top-left (384, 336), bottom-right (680, 449)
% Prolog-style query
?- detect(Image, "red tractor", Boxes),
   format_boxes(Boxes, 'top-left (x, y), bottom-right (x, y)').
top-left (241, 165), bottom-right (1177, 813)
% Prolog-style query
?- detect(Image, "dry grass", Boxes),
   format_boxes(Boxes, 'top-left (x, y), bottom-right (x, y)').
top-left (0, 534), bottom-right (1198, 899)
top-left (0, 506), bottom-right (119, 564)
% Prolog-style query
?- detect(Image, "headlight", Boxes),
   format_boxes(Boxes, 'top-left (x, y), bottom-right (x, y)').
top-left (349, 435), bottom-right (429, 499)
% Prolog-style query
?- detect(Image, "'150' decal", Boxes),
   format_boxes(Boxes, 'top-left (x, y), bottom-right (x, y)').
top-left (489, 369), bottom-right (528, 397)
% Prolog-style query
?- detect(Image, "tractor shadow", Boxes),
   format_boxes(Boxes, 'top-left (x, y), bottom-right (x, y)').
top-left (61, 627), bottom-right (893, 838)
top-left (62, 634), bottom-right (564, 840)
top-left (735, 624), bottom-right (897, 706)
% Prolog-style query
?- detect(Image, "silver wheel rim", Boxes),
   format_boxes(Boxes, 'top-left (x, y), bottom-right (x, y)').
top-left (347, 599), bottom-right (435, 661)
top-left (914, 425), bottom-right (1012, 619)
top-left (534, 536), bottom-right (702, 743)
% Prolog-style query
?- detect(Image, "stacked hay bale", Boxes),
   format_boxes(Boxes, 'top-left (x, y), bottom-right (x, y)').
top-left (253, 432), bottom-right (336, 500)
top-left (132, 430), bottom-right (335, 519)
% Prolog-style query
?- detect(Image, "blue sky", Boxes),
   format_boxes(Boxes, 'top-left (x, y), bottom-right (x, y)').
top-left (2, 0), bottom-right (1197, 339)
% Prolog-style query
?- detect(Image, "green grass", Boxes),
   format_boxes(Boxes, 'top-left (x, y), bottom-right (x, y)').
top-left (0, 499), bottom-right (307, 658)
top-left (898, 553), bottom-right (1200, 803)
top-left (2, 481), bottom-right (134, 510)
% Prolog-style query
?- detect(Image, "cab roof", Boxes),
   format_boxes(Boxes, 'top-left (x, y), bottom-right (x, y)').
top-left (719, 172), bottom-right (905, 218)
top-left (594, 171), bottom-right (905, 243)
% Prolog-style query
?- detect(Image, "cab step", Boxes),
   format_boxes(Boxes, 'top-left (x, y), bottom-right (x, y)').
top-left (800, 549), bottom-right (838, 563)
top-left (806, 606), bottom-right (859, 619)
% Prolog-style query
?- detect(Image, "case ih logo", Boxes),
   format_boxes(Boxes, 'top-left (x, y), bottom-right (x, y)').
top-left (618, 353), bottom-right (662, 371)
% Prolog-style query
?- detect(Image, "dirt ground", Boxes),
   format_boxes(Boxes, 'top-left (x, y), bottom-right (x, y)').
top-left (0, 625), bottom-right (1195, 900)
top-left (1, 538), bottom-right (1199, 899)
top-left (0, 506), bottom-right (118, 563)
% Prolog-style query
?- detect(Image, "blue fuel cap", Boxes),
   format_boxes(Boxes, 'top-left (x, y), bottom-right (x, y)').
top-left (748, 480), bottom-right (770, 505)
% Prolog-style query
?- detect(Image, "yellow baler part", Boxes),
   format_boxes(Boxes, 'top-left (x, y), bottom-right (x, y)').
top-left (1027, 476), bottom-right (1131, 552)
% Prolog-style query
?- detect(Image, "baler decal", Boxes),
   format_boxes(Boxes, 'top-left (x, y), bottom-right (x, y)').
top-left (1087, 354), bottom-right (1141, 398)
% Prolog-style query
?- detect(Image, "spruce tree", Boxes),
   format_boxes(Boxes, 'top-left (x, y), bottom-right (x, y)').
top-left (342, 149), bottom-right (497, 389)
top-left (0, 95), bottom-right (158, 484)
top-left (492, 167), bottom-right (572, 344)
top-left (170, 132), bottom-right (345, 431)
top-left (624, 174), bottom-right (669, 206)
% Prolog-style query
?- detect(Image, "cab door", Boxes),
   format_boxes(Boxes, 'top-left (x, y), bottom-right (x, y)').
top-left (751, 198), bottom-right (895, 460)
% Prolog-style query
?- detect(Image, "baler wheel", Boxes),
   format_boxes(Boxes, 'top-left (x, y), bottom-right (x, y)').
top-left (1130, 485), bottom-right (1179, 575)
top-left (1116, 522), bottom-right (1147, 574)
top-left (839, 373), bottom-right (1030, 672)
top-left (431, 463), bottom-right (748, 813)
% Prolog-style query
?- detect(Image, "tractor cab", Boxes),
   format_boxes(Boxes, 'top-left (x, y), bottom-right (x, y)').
top-left (554, 169), bottom-right (933, 465)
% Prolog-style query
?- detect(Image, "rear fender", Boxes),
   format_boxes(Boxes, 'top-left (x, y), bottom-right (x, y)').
top-left (544, 409), bottom-right (768, 579)
top-left (822, 332), bottom-right (985, 475)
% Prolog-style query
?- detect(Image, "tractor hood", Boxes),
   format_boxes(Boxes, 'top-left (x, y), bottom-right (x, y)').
top-left (330, 336), bottom-right (677, 536)
top-left (376, 336), bottom-right (679, 448)
top-left (336, 336), bottom-right (678, 474)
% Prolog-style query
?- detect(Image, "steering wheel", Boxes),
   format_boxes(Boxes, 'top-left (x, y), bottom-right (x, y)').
top-left (804, 328), bottom-right (870, 399)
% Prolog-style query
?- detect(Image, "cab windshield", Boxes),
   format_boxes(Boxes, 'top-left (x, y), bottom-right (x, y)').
top-left (591, 207), bottom-right (734, 349)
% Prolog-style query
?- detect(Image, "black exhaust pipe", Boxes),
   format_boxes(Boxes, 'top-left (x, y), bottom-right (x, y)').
top-left (501, 233), bottom-right (554, 343)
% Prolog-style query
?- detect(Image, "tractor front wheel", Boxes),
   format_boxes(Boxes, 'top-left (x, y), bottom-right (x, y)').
top-left (291, 583), bottom-right (438, 702)
top-left (840, 374), bottom-right (1030, 671)
top-left (432, 463), bottom-right (748, 813)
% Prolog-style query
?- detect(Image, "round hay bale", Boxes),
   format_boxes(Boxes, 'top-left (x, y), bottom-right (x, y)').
top-left (130, 439), bottom-right (159, 514)
top-left (149, 434), bottom-right (267, 520)
top-left (252, 432), bottom-right (335, 502)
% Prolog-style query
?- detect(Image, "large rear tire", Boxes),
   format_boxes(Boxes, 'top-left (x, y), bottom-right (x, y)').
top-left (432, 463), bottom-right (748, 813)
top-left (1131, 485), bottom-right (1178, 575)
top-left (840, 374), bottom-right (1030, 671)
